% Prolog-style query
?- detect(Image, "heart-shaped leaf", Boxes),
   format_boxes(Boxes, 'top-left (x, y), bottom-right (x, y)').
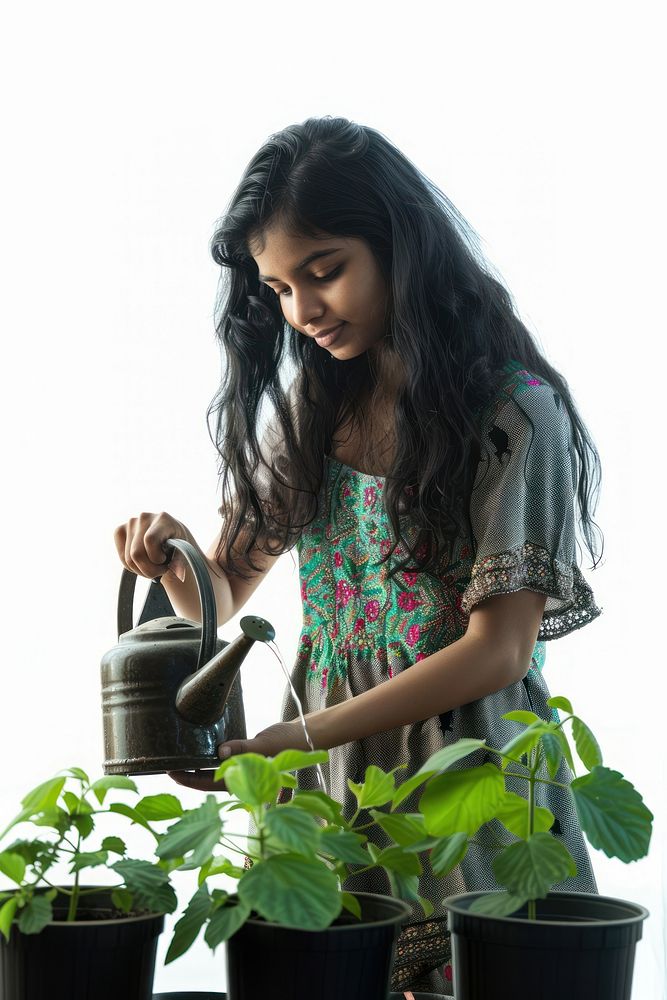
top-left (493, 832), bottom-right (577, 899)
top-left (572, 767), bottom-right (653, 861)
top-left (238, 854), bottom-right (341, 929)
top-left (419, 763), bottom-right (505, 837)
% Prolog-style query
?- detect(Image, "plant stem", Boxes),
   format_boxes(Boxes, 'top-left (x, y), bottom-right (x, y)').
top-left (66, 831), bottom-right (82, 922)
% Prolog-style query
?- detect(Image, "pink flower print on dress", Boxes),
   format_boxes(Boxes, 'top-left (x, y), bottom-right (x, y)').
top-left (402, 571), bottom-right (418, 586)
top-left (342, 484), bottom-right (351, 498)
top-left (354, 617), bottom-right (365, 633)
top-left (334, 551), bottom-right (343, 568)
top-left (398, 592), bottom-right (419, 612)
top-left (380, 538), bottom-right (393, 557)
top-left (388, 665), bottom-right (394, 678)
top-left (444, 964), bottom-right (453, 982)
top-left (364, 485), bottom-right (377, 508)
top-left (365, 599), bottom-right (380, 621)
top-left (300, 581), bottom-right (308, 600)
top-left (415, 652), bottom-right (427, 661)
top-left (335, 579), bottom-right (353, 607)
top-left (406, 623), bottom-right (421, 648)
top-left (321, 666), bottom-right (329, 690)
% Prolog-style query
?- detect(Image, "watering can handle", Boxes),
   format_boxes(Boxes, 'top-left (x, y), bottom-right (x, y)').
top-left (116, 537), bottom-right (218, 672)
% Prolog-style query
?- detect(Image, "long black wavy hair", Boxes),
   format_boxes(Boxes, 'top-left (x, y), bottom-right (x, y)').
top-left (208, 116), bottom-right (603, 579)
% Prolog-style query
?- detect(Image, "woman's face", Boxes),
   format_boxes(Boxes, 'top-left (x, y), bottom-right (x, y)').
top-left (250, 224), bottom-right (390, 361)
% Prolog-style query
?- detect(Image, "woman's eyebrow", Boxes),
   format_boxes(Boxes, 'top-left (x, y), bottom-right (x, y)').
top-left (259, 248), bottom-right (343, 282)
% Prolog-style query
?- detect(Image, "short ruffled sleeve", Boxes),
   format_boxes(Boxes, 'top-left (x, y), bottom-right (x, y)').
top-left (460, 370), bottom-right (602, 640)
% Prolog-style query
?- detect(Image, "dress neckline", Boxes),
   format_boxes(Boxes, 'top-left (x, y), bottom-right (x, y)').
top-left (326, 456), bottom-right (387, 481)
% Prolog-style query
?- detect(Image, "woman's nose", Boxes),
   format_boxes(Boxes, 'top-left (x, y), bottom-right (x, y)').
top-left (289, 288), bottom-right (325, 330)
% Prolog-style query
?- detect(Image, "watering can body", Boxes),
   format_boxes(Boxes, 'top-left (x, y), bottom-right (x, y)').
top-left (101, 538), bottom-right (274, 776)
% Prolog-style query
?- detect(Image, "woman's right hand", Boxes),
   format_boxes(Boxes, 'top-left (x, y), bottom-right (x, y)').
top-left (113, 511), bottom-right (195, 582)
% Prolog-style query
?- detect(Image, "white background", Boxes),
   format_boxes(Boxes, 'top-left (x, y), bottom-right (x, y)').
top-left (0, 1), bottom-right (664, 996)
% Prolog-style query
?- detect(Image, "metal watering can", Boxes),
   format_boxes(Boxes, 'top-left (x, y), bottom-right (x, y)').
top-left (101, 538), bottom-right (275, 775)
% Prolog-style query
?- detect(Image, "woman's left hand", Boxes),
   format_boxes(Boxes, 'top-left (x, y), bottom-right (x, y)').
top-left (167, 721), bottom-right (309, 792)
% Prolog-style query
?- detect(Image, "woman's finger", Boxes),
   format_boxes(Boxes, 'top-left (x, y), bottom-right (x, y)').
top-left (167, 769), bottom-right (227, 792)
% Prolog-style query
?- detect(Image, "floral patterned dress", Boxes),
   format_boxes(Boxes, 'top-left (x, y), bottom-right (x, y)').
top-left (277, 360), bottom-right (602, 994)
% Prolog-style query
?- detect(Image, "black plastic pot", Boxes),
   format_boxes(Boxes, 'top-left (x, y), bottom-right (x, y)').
top-left (444, 891), bottom-right (648, 1000)
top-left (225, 892), bottom-right (411, 1000)
top-left (0, 887), bottom-right (164, 1000)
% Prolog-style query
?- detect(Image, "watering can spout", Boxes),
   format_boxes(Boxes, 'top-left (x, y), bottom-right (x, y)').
top-left (175, 615), bottom-right (275, 726)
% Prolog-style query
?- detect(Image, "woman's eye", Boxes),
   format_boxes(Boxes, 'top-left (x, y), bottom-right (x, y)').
top-left (277, 266), bottom-right (343, 298)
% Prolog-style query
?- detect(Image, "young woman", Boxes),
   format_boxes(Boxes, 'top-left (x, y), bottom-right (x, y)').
top-left (115, 116), bottom-right (603, 994)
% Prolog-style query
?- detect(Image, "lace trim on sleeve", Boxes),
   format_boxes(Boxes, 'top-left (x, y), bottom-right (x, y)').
top-left (460, 540), bottom-right (603, 641)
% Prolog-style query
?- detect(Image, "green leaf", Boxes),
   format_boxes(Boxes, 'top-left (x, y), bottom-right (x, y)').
top-left (572, 718), bottom-right (603, 770)
top-left (33, 808), bottom-right (71, 835)
top-left (496, 792), bottom-right (554, 840)
top-left (90, 776), bottom-right (138, 805)
top-left (111, 888), bottom-right (133, 913)
top-left (340, 892), bottom-right (361, 919)
top-left (63, 792), bottom-right (80, 814)
top-left (71, 813), bottom-right (95, 839)
top-left (419, 763), bottom-right (506, 837)
top-left (111, 860), bottom-right (178, 913)
top-left (493, 833), bottom-right (577, 899)
top-left (540, 732), bottom-right (564, 780)
top-left (65, 767), bottom-right (90, 783)
top-left (319, 829), bottom-right (369, 864)
top-left (199, 856), bottom-right (244, 881)
top-left (468, 891), bottom-right (527, 917)
top-left (156, 797), bottom-right (221, 868)
top-left (429, 832), bottom-right (468, 878)
top-left (204, 899), bottom-right (251, 949)
top-left (500, 722), bottom-right (556, 767)
top-left (109, 802), bottom-right (153, 833)
top-left (21, 777), bottom-right (66, 814)
top-left (0, 851), bottom-right (26, 885)
top-left (17, 895), bottom-right (53, 934)
top-left (264, 806), bottom-right (321, 856)
top-left (386, 870), bottom-right (419, 906)
top-left (219, 754), bottom-right (281, 806)
top-left (272, 749), bottom-right (330, 772)
top-left (238, 854), bottom-right (341, 929)
top-left (101, 837), bottom-right (126, 856)
top-left (348, 766), bottom-right (395, 809)
top-left (369, 811), bottom-right (427, 846)
top-left (291, 791), bottom-right (343, 825)
top-left (0, 897), bottom-right (18, 941)
top-left (135, 794), bottom-right (184, 822)
top-left (572, 767), bottom-right (653, 862)
top-left (417, 894), bottom-right (434, 917)
top-left (2, 840), bottom-right (51, 867)
top-left (376, 846), bottom-right (422, 876)
top-left (502, 711), bottom-right (541, 725)
top-left (393, 739), bottom-right (486, 808)
top-left (70, 850), bottom-right (109, 872)
top-left (415, 739), bottom-right (487, 777)
top-left (165, 885), bottom-right (211, 964)
top-left (547, 696), bottom-right (573, 714)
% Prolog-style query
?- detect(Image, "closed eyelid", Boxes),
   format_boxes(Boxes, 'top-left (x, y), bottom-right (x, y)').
top-left (263, 264), bottom-right (343, 293)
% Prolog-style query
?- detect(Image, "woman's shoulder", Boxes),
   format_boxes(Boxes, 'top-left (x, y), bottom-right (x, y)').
top-left (481, 359), bottom-right (569, 433)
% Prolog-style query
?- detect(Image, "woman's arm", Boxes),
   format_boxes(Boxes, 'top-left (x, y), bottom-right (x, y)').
top-left (213, 588), bottom-right (548, 760)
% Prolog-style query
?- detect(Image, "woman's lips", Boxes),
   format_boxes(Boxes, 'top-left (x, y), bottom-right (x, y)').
top-left (314, 322), bottom-right (345, 349)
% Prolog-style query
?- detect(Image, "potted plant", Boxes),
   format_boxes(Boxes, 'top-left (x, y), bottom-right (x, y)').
top-left (148, 748), bottom-right (436, 1000)
top-left (392, 694), bottom-right (653, 1000)
top-left (0, 767), bottom-right (179, 1000)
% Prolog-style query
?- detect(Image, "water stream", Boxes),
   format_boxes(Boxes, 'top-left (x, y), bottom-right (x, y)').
top-left (267, 639), bottom-right (327, 793)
